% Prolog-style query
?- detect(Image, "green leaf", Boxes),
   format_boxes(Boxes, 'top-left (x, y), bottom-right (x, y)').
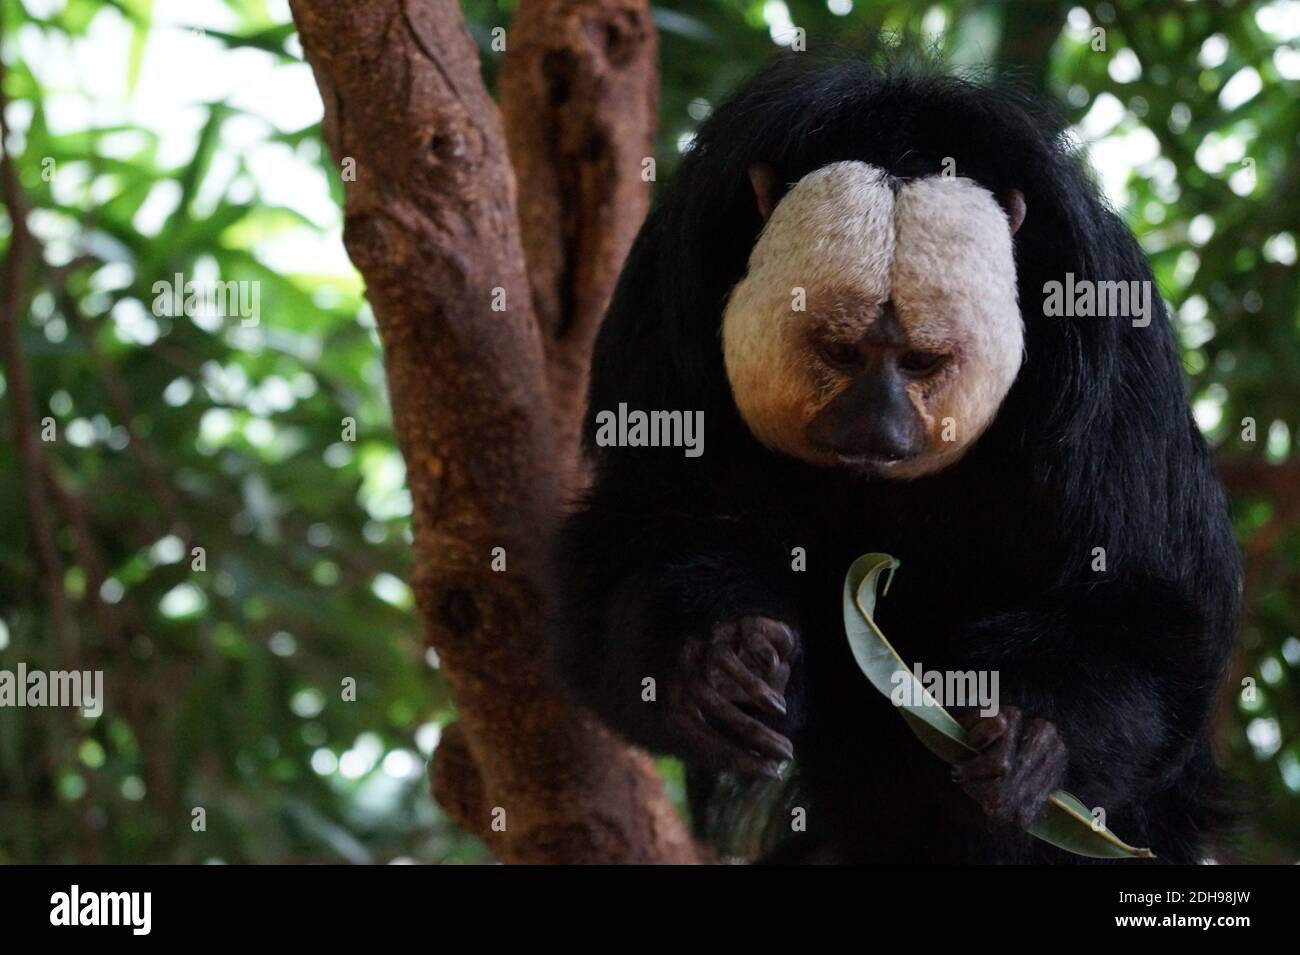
top-left (843, 553), bottom-right (1156, 860)
top-left (170, 103), bottom-right (230, 228)
top-left (122, 0), bottom-right (154, 94)
top-left (195, 23), bottom-right (298, 61)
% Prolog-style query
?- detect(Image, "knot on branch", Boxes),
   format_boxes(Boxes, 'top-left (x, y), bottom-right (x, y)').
top-left (429, 721), bottom-right (489, 839)
top-left (439, 587), bottom-right (481, 638)
top-left (342, 208), bottom-right (409, 279)
top-left (579, 5), bottom-right (650, 69)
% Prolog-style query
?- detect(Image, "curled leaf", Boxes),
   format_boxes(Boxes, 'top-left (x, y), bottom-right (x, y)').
top-left (843, 553), bottom-right (1155, 861)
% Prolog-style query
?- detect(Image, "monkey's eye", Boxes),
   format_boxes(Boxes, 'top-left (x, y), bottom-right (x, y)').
top-left (816, 339), bottom-right (861, 370)
top-left (898, 350), bottom-right (950, 376)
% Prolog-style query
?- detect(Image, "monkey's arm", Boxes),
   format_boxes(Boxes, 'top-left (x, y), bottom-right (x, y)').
top-left (553, 504), bottom-right (802, 776)
top-left (957, 579), bottom-right (1230, 851)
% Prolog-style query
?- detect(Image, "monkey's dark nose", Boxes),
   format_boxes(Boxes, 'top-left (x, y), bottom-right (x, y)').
top-left (805, 366), bottom-right (926, 463)
top-left (807, 414), bottom-right (923, 463)
top-left (861, 420), bottom-right (923, 461)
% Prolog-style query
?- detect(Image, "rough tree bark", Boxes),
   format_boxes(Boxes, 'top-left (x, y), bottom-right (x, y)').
top-left (498, 0), bottom-right (659, 469)
top-left (287, 0), bottom-right (697, 862)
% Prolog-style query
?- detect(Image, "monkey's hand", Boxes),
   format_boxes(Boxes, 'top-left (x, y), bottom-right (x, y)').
top-left (667, 616), bottom-right (797, 779)
top-left (954, 705), bottom-right (1068, 828)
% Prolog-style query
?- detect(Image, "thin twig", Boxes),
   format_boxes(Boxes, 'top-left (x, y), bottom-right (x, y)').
top-left (0, 33), bottom-right (99, 861)
top-left (0, 34), bottom-right (78, 671)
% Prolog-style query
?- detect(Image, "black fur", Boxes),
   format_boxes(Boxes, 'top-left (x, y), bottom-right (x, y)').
top-left (551, 53), bottom-right (1241, 864)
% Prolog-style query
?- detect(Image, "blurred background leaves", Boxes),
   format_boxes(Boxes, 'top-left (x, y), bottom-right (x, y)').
top-left (0, 0), bottom-right (1296, 862)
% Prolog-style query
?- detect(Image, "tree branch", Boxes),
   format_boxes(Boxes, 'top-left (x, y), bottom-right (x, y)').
top-left (1216, 456), bottom-right (1300, 599)
top-left (499, 0), bottom-right (658, 471)
top-left (1217, 457), bottom-right (1300, 507)
top-left (0, 40), bottom-right (78, 672)
top-left (0, 39), bottom-right (104, 859)
top-left (288, 0), bottom-right (696, 863)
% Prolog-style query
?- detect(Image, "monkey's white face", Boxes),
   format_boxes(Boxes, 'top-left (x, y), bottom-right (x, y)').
top-left (722, 161), bottom-right (1024, 479)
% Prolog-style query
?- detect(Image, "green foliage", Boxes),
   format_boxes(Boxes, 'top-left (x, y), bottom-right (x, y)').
top-left (0, 0), bottom-right (1295, 863)
top-left (0, 0), bottom-right (483, 863)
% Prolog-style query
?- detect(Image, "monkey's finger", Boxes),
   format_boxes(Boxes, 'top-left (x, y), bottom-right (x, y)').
top-left (717, 619), bottom-right (776, 679)
top-left (696, 684), bottom-right (794, 762)
top-left (988, 706), bottom-right (1024, 752)
top-left (768, 660), bottom-right (792, 695)
top-left (676, 701), bottom-right (774, 779)
top-left (755, 619), bottom-right (798, 660)
top-left (709, 704), bottom-right (795, 763)
top-left (965, 712), bottom-right (1010, 751)
top-left (705, 667), bottom-right (781, 723)
top-left (956, 754), bottom-right (1005, 784)
top-left (960, 777), bottom-right (1004, 818)
top-left (737, 637), bottom-right (779, 678)
top-left (712, 648), bottom-right (787, 717)
top-left (709, 619), bottom-right (740, 642)
top-left (736, 618), bottom-right (796, 675)
top-left (956, 729), bottom-right (1017, 782)
top-left (681, 710), bottom-right (784, 779)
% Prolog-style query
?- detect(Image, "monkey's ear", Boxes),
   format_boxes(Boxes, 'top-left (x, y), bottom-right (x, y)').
top-left (998, 189), bottom-right (1026, 236)
top-left (749, 164), bottom-right (783, 221)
